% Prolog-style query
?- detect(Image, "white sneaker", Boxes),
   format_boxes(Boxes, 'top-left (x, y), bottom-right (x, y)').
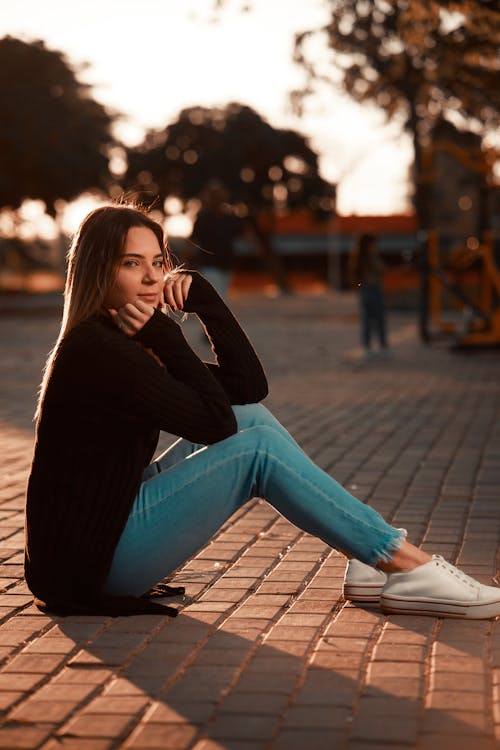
top-left (380, 556), bottom-right (500, 619)
top-left (343, 529), bottom-right (407, 603)
top-left (343, 559), bottom-right (387, 603)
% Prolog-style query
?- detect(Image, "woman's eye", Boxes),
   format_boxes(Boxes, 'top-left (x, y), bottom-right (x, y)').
top-left (123, 260), bottom-right (138, 267)
top-left (153, 260), bottom-right (165, 268)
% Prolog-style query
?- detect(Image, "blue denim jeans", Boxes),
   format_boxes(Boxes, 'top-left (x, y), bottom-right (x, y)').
top-left (105, 404), bottom-right (403, 597)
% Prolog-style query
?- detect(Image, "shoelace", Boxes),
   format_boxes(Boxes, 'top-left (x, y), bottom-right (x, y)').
top-left (433, 555), bottom-right (481, 591)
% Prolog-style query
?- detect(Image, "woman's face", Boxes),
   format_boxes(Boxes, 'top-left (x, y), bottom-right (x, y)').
top-left (104, 226), bottom-right (165, 310)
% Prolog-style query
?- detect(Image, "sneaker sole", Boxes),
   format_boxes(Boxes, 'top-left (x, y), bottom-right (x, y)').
top-left (343, 583), bottom-right (384, 603)
top-left (380, 595), bottom-right (500, 620)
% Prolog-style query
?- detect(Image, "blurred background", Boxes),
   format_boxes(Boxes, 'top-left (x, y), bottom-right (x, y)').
top-left (0, 0), bottom-right (499, 346)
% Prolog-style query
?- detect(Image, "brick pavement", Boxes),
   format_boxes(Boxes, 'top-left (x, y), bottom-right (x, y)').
top-left (0, 290), bottom-right (499, 750)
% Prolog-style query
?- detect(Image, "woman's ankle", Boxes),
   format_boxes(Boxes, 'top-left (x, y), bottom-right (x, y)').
top-left (377, 542), bottom-right (432, 573)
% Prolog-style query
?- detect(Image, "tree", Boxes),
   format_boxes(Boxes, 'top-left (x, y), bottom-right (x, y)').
top-left (293, 0), bottom-right (499, 229)
top-left (0, 36), bottom-right (115, 214)
top-left (125, 103), bottom-right (335, 290)
top-left (125, 102), bottom-right (335, 219)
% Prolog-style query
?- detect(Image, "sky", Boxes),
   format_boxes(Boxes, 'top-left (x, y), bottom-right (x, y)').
top-left (0, 0), bottom-right (414, 228)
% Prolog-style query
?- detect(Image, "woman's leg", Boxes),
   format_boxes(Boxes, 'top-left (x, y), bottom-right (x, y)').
top-left (142, 438), bottom-right (202, 481)
top-left (105, 423), bottom-right (404, 597)
top-left (373, 285), bottom-right (388, 349)
top-left (232, 403), bottom-right (308, 454)
top-left (147, 403), bottom-right (307, 481)
top-left (360, 291), bottom-right (371, 349)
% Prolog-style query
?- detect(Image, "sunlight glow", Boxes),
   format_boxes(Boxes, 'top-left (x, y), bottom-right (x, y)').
top-left (164, 213), bottom-right (193, 238)
top-left (0, 0), bottom-right (416, 217)
top-left (57, 194), bottom-right (104, 236)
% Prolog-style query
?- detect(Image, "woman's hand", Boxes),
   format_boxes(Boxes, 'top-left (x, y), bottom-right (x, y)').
top-left (163, 272), bottom-right (192, 312)
top-left (109, 299), bottom-right (155, 336)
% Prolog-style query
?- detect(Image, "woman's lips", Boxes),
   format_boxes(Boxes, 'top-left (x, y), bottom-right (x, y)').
top-left (138, 294), bottom-right (159, 303)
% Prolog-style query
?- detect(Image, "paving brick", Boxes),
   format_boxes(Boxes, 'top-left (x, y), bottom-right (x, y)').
top-left (309, 651), bottom-right (364, 671)
top-left (145, 700), bottom-right (214, 724)
top-left (367, 661), bottom-right (424, 679)
top-left (193, 648), bottom-right (251, 667)
top-left (122, 657), bottom-right (179, 680)
top-left (264, 626), bottom-right (318, 643)
top-left (363, 664), bottom-right (410, 700)
top-left (82, 696), bottom-right (149, 715)
top-left (209, 714), bottom-right (277, 741)
top-left (0, 672), bottom-right (44, 691)
top-left (2, 652), bottom-right (68, 674)
top-left (231, 605), bottom-right (282, 620)
top-left (62, 712), bottom-right (136, 739)
top-left (219, 692), bottom-right (288, 716)
top-left (0, 725), bottom-right (51, 749)
top-left (281, 704), bottom-right (350, 730)
top-left (2, 294), bottom-right (500, 750)
top-left (316, 636), bottom-right (371, 655)
top-left (9, 698), bottom-right (77, 722)
top-left (31, 683), bottom-right (98, 702)
top-left (103, 679), bottom-right (153, 697)
top-left (427, 690), bottom-right (486, 711)
top-left (0, 615), bottom-right (52, 632)
top-left (21, 636), bottom-right (80, 655)
top-left (231, 671), bottom-right (298, 695)
top-left (422, 708), bottom-right (488, 734)
top-left (164, 670), bottom-right (237, 703)
top-left (53, 667), bottom-right (114, 686)
top-left (430, 672), bottom-right (486, 692)
top-left (292, 671), bottom-right (359, 707)
top-left (124, 722), bottom-right (198, 749)
top-left (0, 690), bottom-right (22, 710)
top-left (350, 712), bottom-right (419, 744)
top-left (272, 730), bottom-right (346, 750)
top-left (193, 741), bottom-right (264, 750)
top-left (42, 739), bottom-right (114, 750)
top-left (285, 600), bottom-right (334, 614)
top-left (419, 736), bottom-right (497, 750)
top-left (373, 643), bottom-right (427, 661)
top-left (430, 655), bottom-right (486, 673)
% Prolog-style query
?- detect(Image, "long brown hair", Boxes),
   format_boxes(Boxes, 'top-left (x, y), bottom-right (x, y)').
top-left (35, 203), bottom-right (172, 420)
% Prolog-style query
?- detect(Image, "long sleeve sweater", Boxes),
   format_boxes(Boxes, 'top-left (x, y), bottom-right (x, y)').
top-left (24, 272), bottom-right (268, 616)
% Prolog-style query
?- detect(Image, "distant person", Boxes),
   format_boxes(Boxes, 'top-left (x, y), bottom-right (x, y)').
top-left (190, 180), bottom-right (243, 299)
top-left (24, 203), bottom-right (500, 620)
top-left (348, 233), bottom-right (391, 361)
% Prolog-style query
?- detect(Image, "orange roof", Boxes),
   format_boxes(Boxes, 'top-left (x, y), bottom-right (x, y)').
top-left (259, 210), bottom-right (417, 235)
top-left (335, 214), bottom-right (418, 234)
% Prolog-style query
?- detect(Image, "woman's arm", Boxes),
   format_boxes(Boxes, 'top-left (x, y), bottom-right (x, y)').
top-left (70, 314), bottom-right (238, 445)
top-left (165, 271), bottom-right (268, 404)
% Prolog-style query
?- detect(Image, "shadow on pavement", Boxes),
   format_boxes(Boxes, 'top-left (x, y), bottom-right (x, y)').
top-left (33, 600), bottom-right (495, 749)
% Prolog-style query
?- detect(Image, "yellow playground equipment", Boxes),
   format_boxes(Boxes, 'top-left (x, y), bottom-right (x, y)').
top-left (420, 230), bottom-right (500, 347)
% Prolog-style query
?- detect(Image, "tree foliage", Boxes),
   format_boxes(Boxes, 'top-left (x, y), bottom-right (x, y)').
top-left (295, 0), bottom-right (499, 132)
top-left (125, 103), bottom-right (335, 219)
top-left (0, 36), bottom-right (114, 213)
top-left (293, 0), bottom-right (499, 225)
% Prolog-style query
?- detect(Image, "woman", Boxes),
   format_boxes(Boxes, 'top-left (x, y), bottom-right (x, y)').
top-left (25, 204), bottom-right (500, 620)
top-left (348, 233), bottom-right (390, 361)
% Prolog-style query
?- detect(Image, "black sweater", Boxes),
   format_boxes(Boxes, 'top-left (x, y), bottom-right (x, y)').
top-left (24, 273), bottom-right (268, 616)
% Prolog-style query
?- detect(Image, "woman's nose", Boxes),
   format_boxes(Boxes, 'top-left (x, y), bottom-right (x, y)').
top-left (143, 265), bottom-right (162, 282)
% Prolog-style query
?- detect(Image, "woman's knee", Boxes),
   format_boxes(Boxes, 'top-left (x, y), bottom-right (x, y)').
top-left (233, 424), bottom-right (285, 455)
top-left (232, 403), bottom-right (271, 429)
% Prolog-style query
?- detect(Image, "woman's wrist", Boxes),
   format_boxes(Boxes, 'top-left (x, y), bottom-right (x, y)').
top-left (108, 300), bottom-right (156, 337)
